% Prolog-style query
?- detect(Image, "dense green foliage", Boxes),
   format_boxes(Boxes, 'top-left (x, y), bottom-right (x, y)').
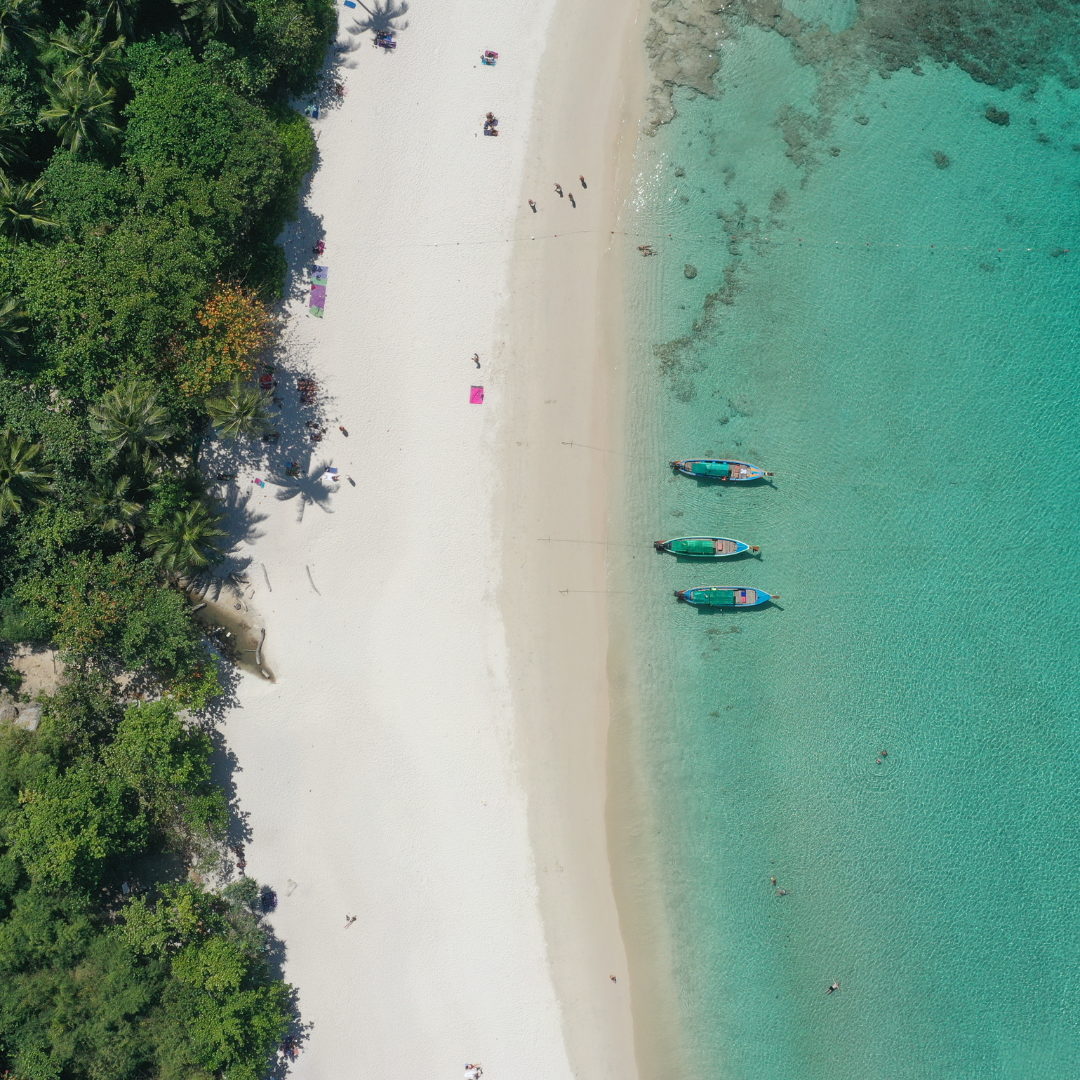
top-left (0, 0), bottom-right (331, 1070)
top-left (0, 700), bottom-right (288, 1080)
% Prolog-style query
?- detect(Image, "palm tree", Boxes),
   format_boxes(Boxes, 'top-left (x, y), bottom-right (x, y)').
top-left (0, 106), bottom-right (25, 169)
top-left (89, 378), bottom-right (174, 462)
top-left (206, 378), bottom-right (271, 441)
top-left (0, 428), bottom-right (53, 523)
top-left (41, 15), bottom-right (125, 86)
top-left (40, 73), bottom-right (120, 154)
top-left (173, 0), bottom-right (246, 39)
top-left (0, 175), bottom-right (56, 244)
top-left (0, 0), bottom-right (41, 56)
top-left (0, 293), bottom-right (26, 360)
top-left (145, 499), bottom-right (227, 577)
top-left (92, 0), bottom-right (138, 39)
top-left (86, 474), bottom-right (141, 537)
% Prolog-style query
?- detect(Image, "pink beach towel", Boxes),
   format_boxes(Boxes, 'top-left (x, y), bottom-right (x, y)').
top-left (470, 386), bottom-right (484, 404)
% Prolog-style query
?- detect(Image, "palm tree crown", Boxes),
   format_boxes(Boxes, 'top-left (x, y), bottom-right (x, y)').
top-left (206, 378), bottom-right (271, 441)
top-left (0, 292), bottom-right (26, 361)
top-left (0, 105), bottom-right (26, 170)
top-left (41, 14), bottom-right (125, 86)
top-left (145, 499), bottom-right (227, 576)
top-left (0, 175), bottom-right (57, 245)
top-left (40, 72), bottom-right (120, 153)
top-left (173, 0), bottom-right (246, 40)
top-left (91, 0), bottom-right (138, 39)
top-left (89, 378), bottom-right (174, 462)
top-left (0, 427), bottom-right (53, 523)
top-left (86, 473), bottom-right (142, 537)
top-left (0, 0), bottom-right (41, 57)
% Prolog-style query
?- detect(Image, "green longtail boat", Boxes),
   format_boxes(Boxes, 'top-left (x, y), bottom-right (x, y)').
top-left (654, 536), bottom-right (758, 557)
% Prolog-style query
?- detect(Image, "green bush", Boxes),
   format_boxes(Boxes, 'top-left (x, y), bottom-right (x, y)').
top-left (17, 550), bottom-right (216, 682)
top-left (0, 711), bottom-right (289, 1080)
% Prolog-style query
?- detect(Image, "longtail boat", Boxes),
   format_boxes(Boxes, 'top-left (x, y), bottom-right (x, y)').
top-left (675, 586), bottom-right (777, 607)
top-left (654, 537), bottom-right (758, 558)
top-left (670, 459), bottom-right (773, 481)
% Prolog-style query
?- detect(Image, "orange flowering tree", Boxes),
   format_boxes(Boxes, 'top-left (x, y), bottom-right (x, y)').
top-left (175, 282), bottom-right (273, 397)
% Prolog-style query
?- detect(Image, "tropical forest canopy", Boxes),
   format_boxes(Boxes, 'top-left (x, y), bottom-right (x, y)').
top-left (0, 0), bottom-right (334, 1070)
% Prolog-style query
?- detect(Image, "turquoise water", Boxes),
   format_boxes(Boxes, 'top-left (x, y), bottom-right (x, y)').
top-left (619, 15), bottom-right (1080, 1079)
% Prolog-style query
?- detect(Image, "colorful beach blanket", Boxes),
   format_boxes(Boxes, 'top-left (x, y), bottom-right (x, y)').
top-left (310, 265), bottom-right (328, 317)
top-left (470, 386), bottom-right (484, 404)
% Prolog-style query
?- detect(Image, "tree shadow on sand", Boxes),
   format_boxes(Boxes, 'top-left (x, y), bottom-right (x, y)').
top-left (270, 459), bottom-right (340, 522)
top-left (344, 0), bottom-right (409, 40)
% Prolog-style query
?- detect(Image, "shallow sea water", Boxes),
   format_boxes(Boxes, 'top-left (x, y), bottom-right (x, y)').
top-left (617, 19), bottom-right (1080, 1080)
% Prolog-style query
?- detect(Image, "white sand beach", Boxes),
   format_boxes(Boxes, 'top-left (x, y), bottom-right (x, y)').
top-left (218, 0), bottom-right (650, 1076)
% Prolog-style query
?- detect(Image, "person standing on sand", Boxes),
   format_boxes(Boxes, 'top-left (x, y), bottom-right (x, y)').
top-left (580, 175), bottom-right (587, 188)
top-left (554, 183), bottom-right (563, 197)
top-left (472, 353), bottom-right (481, 368)
top-left (528, 199), bottom-right (537, 212)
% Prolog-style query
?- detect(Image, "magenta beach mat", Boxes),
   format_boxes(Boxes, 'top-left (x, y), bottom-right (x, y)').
top-left (470, 386), bottom-right (484, 404)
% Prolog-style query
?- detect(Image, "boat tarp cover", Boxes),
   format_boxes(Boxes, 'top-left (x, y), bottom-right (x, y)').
top-left (691, 461), bottom-right (731, 477)
top-left (694, 589), bottom-right (735, 605)
top-left (672, 539), bottom-right (717, 555)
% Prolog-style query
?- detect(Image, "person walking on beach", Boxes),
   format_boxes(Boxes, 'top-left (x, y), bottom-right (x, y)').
top-left (528, 199), bottom-right (537, 212)
top-left (579, 175), bottom-right (587, 188)
top-left (472, 353), bottom-right (481, 368)
top-left (569, 193), bottom-right (576, 208)
top-left (554, 183), bottom-right (563, 197)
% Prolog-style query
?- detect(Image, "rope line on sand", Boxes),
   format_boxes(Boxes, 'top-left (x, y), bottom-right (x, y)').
top-left (407, 228), bottom-right (1074, 256)
top-left (558, 589), bottom-right (636, 595)
top-left (537, 537), bottom-right (639, 546)
top-left (560, 440), bottom-right (625, 455)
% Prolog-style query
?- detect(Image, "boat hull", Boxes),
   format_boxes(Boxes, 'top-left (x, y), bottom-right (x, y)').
top-left (656, 537), bottom-right (753, 558)
top-left (675, 586), bottom-right (775, 608)
top-left (671, 459), bottom-right (772, 481)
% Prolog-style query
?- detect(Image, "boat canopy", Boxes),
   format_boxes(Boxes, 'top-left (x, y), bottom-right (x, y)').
top-left (671, 539), bottom-right (716, 555)
top-left (695, 589), bottom-right (735, 605)
top-left (690, 461), bottom-right (730, 477)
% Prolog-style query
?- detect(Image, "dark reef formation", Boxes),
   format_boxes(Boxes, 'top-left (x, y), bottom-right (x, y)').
top-left (644, 0), bottom-right (734, 130)
top-left (644, 0), bottom-right (1080, 131)
top-left (646, 0), bottom-right (1080, 397)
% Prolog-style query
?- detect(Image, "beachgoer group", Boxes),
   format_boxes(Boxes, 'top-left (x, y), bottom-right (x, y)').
top-left (529, 175), bottom-right (587, 213)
